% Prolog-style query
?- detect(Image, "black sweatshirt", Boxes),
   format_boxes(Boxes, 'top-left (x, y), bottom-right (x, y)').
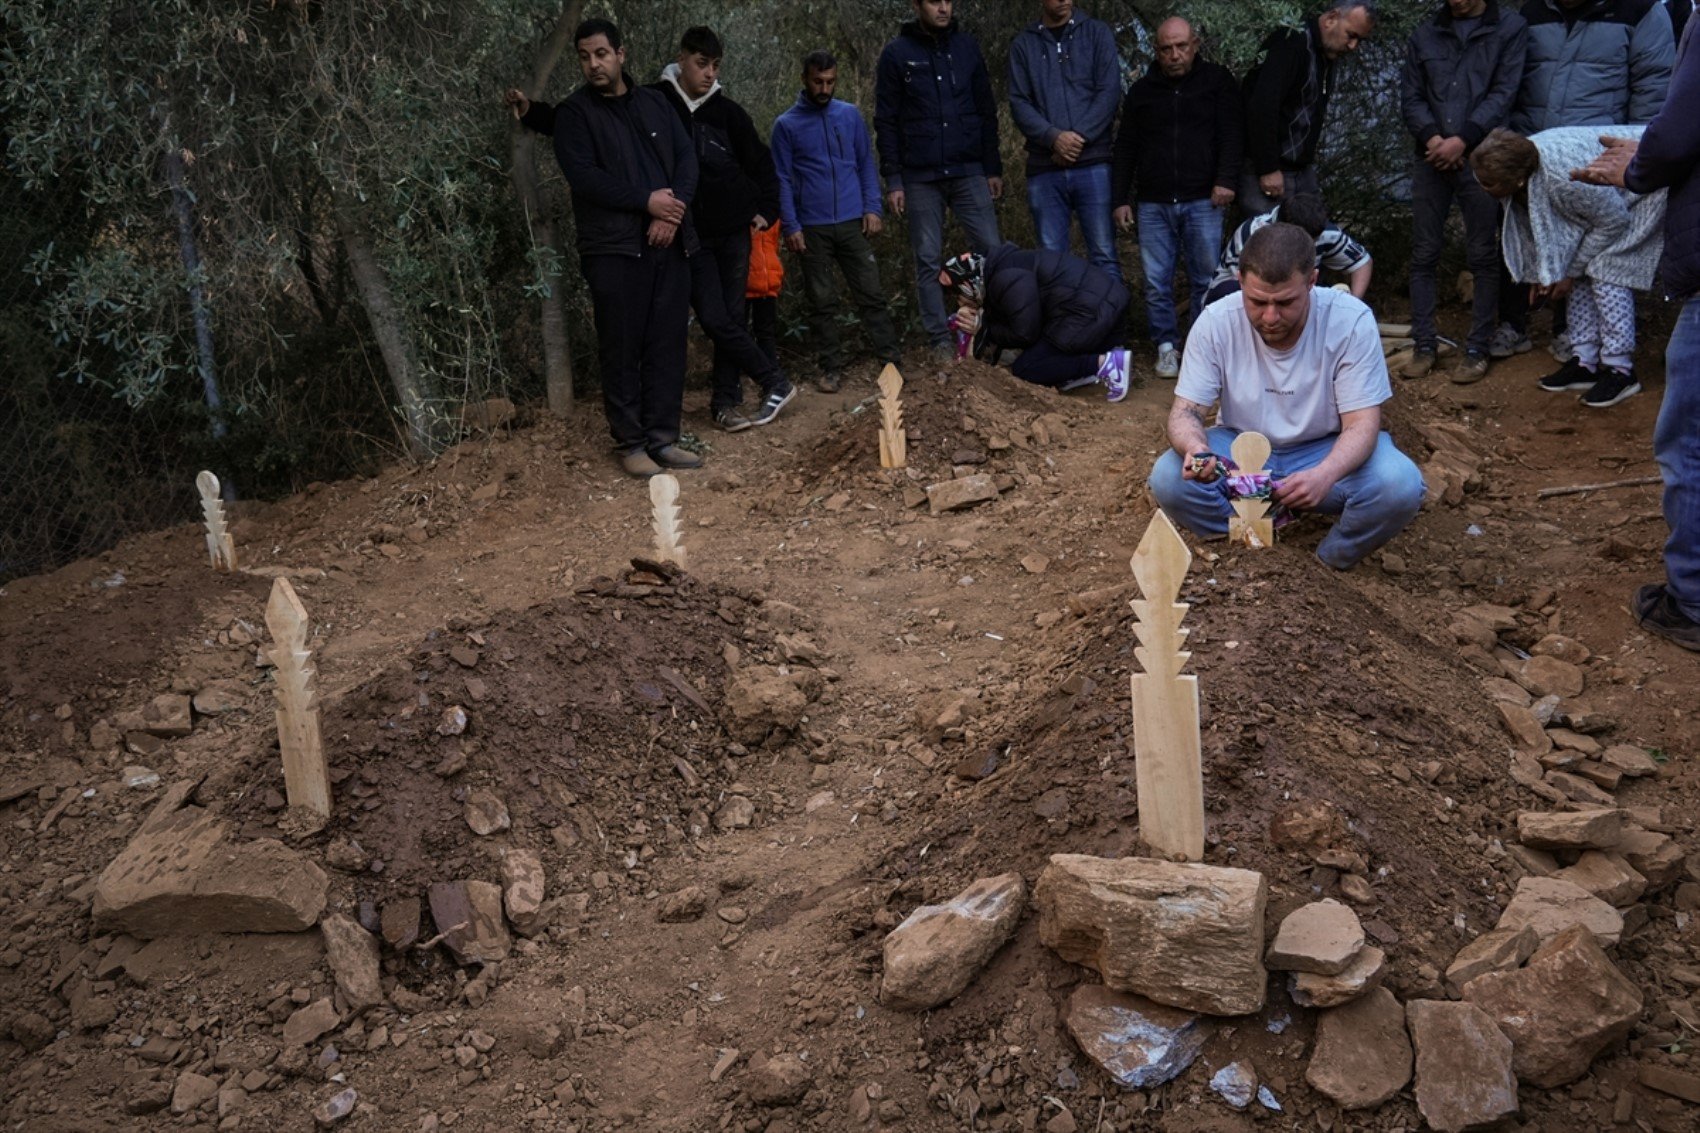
top-left (1242, 20), bottom-right (1334, 175)
top-left (1110, 58), bottom-right (1243, 205)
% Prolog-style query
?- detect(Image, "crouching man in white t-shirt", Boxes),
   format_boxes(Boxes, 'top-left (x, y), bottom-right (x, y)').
top-left (1148, 222), bottom-right (1424, 570)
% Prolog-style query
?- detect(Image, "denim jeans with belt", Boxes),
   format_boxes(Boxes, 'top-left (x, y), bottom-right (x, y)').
top-left (1028, 162), bottom-right (1123, 283)
top-left (1136, 199), bottom-right (1222, 346)
top-left (1659, 297), bottom-right (1700, 621)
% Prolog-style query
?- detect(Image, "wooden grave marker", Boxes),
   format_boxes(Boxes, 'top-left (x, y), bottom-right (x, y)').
top-left (1226, 431), bottom-right (1274, 549)
top-left (196, 470), bottom-right (237, 571)
top-left (649, 473), bottom-right (687, 569)
top-left (877, 364), bottom-right (907, 469)
top-left (265, 577), bottom-right (330, 817)
top-left (1129, 509), bottom-right (1204, 861)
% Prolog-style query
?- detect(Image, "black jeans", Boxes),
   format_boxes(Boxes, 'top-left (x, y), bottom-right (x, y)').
top-left (581, 246), bottom-right (689, 453)
top-left (799, 220), bottom-right (901, 371)
top-left (695, 229), bottom-right (784, 412)
top-left (1410, 159), bottom-right (1499, 356)
top-left (747, 296), bottom-right (779, 365)
top-left (1010, 336), bottom-right (1118, 387)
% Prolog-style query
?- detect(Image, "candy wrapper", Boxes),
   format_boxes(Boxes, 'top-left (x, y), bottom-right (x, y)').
top-left (947, 314), bottom-right (972, 360)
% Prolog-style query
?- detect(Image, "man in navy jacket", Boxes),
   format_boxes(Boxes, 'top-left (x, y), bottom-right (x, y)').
top-left (1009, 1), bottom-right (1124, 282)
top-left (875, 0), bottom-right (1005, 358)
top-left (1575, 17), bottom-right (1700, 649)
top-left (772, 52), bottom-right (902, 391)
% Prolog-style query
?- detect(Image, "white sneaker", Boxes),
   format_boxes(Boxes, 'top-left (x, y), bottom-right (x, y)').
top-left (1098, 348), bottom-right (1131, 403)
top-left (1155, 342), bottom-right (1180, 379)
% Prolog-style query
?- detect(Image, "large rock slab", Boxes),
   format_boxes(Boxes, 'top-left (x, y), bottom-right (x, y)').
top-left (1036, 855), bottom-right (1267, 1016)
top-left (880, 873), bottom-right (1025, 1011)
top-left (1516, 809), bottom-right (1626, 851)
top-left (1266, 899), bottom-right (1364, 975)
top-left (93, 784), bottom-right (327, 937)
top-left (1290, 945), bottom-right (1386, 1008)
top-left (1305, 986), bottom-right (1412, 1110)
top-left (1461, 925), bottom-right (1642, 1088)
top-left (1520, 655), bottom-right (1584, 699)
top-left (1064, 985), bottom-right (1211, 1090)
top-left (1614, 828), bottom-right (1686, 891)
top-left (320, 913), bottom-right (382, 1014)
top-left (1407, 1000), bottom-right (1519, 1132)
top-left (428, 880), bottom-right (510, 965)
top-left (926, 474), bottom-right (999, 515)
top-left (1496, 876), bottom-right (1623, 947)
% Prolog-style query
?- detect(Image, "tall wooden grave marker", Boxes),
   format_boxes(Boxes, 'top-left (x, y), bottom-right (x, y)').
top-left (649, 473), bottom-right (687, 569)
top-left (1129, 509), bottom-right (1204, 860)
top-left (1227, 431), bottom-right (1274, 549)
top-left (265, 577), bottom-right (330, 817)
top-left (196, 471), bottom-right (237, 571)
top-left (877, 364), bottom-right (907, 469)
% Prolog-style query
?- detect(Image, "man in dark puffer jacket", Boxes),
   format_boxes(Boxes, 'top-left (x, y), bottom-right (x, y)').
top-left (939, 244), bottom-right (1132, 400)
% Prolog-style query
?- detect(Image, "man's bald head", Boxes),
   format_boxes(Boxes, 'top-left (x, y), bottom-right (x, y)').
top-left (1155, 17), bottom-right (1200, 79)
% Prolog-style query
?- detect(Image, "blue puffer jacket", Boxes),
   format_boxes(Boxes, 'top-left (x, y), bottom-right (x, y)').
top-left (874, 20), bottom-right (1004, 188)
top-left (1626, 21), bottom-right (1700, 298)
top-left (771, 95), bottom-right (883, 235)
top-left (1513, 0), bottom-right (1674, 131)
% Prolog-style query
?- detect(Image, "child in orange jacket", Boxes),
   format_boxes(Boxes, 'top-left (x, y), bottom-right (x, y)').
top-left (746, 222), bottom-right (784, 367)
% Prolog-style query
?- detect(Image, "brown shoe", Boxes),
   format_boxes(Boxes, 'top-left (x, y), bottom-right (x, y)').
top-left (620, 449), bottom-right (662, 478)
top-left (1399, 349), bottom-right (1435, 380)
top-left (1451, 353), bottom-right (1491, 385)
top-left (649, 444), bottom-right (704, 470)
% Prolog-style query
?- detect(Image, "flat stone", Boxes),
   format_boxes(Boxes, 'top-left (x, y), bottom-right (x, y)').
top-left (880, 873), bottom-right (1025, 1011)
top-left (1460, 603), bottom-right (1519, 632)
top-left (1600, 745), bottom-right (1659, 778)
top-left (1290, 945), bottom-right (1386, 1008)
top-left (1266, 899), bottom-right (1365, 975)
top-left (500, 848), bottom-right (545, 932)
top-left (1507, 844), bottom-right (1560, 876)
top-left (926, 473), bottom-right (998, 515)
top-left (170, 1071), bottom-right (219, 1115)
top-left (1546, 728), bottom-right (1602, 755)
top-left (1408, 1000), bottom-right (1519, 1132)
top-left (1064, 985), bottom-right (1211, 1090)
top-left (321, 913), bottom-right (382, 1014)
top-left (1517, 809), bottom-right (1627, 851)
top-left (1639, 1065), bottom-right (1700, 1104)
top-left (1036, 855), bottom-right (1268, 1016)
top-left (1572, 761), bottom-right (1623, 791)
top-left (427, 880), bottom-right (510, 965)
top-left (92, 786), bottom-right (327, 937)
top-left (1497, 703), bottom-right (1552, 755)
top-left (1554, 851), bottom-right (1647, 907)
top-left (1462, 925), bottom-right (1642, 1088)
top-left (1306, 986), bottom-right (1412, 1110)
top-left (1613, 829), bottom-right (1686, 891)
top-left (380, 896), bottom-right (421, 950)
top-left (1445, 925), bottom-right (1539, 995)
top-left (1496, 876), bottom-right (1623, 947)
top-left (464, 790), bottom-right (509, 836)
top-left (1521, 655), bottom-right (1584, 699)
top-left (1530, 634), bottom-right (1590, 665)
top-left (1510, 754), bottom-right (1567, 803)
top-left (122, 693), bottom-right (193, 738)
top-left (1546, 771), bottom-right (1615, 807)
top-left (283, 997), bottom-right (341, 1047)
top-left (191, 680), bottom-right (251, 716)
top-left (1480, 678), bottom-right (1531, 708)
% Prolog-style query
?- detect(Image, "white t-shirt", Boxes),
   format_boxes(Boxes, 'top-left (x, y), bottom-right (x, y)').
top-left (1175, 287), bottom-right (1390, 449)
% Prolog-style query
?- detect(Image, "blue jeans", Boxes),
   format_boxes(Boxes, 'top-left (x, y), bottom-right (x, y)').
top-left (1137, 200), bottom-right (1222, 346)
top-left (1028, 163), bottom-right (1122, 283)
top-left (1659, 297), bottom-right (1700, 620)
top-left (1148, 427), bottom-right (1426, 570)
top-left (905, 176), bottom-right (1002, 346)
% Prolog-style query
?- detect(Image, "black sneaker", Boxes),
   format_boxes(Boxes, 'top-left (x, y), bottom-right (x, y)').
top-left (1537, 357), bottom-right (1593, 392)
top-left (1580, 367), bottom-right (1641, 408)
top-left (749, 381), bottom-right (796, 427)
top-left (713, 407), bottom-right (753, 433)
top-left (1632, 583), bottom-right (1700, 652)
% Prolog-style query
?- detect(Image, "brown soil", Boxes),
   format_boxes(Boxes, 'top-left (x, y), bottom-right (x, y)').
top-left (0, 305), bottom-right (1697, 1133)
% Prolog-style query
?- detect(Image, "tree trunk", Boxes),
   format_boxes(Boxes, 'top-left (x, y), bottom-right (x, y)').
top-left (333, 192), bottom-right (441, 460)
top-left (511, 1), bottom-right (582, 416)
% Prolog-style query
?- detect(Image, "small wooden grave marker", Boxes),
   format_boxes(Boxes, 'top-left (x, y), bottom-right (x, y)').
top-left (265, 577), bottom-right (330, 817)
top-left (877, 364), bottom-right (907, 469)
top-left (1226, 431), bottom-right (1274, 549)
top-left (1129, 509), bottom-right (1204, 861)
top-left (196, 470), bottom-right (237, 571)
top-left (649, 473), bottom-right (687, 569)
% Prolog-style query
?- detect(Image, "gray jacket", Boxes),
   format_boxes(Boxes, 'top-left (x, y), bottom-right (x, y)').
top-left (1008, 10), bottom-right (1122, 174)
top-left (1401, 1), bottom-right (1529, 151)
top-left (1513, 0), bottom-right (1674, 132)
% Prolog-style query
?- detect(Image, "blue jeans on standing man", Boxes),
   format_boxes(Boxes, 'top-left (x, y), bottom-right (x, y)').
top-left (905, 176), bottom-right (1002, 348)
top-left (1659, 297), bottom-right (1700, 621)
top-left (1028, 162), bottom-right (1123, 283)
top-left (1137, 199), bottom-right (1222, 347)
top-left (1148, 426), bottom-right (1426, 570)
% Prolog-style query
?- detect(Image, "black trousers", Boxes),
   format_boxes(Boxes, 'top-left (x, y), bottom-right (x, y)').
top-left (581, 246), bottom-right (689, 453)
top-left (694, 229), bottom-right (784, 412)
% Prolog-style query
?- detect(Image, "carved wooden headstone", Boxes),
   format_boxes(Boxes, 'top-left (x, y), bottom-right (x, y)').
top-left (1129, 509), bottom-right (1204, 861)
top-left (1227, 431), bottom-right (1274, 549)
top-left (265, 577), bottom-right (330, 817)
top-left (196, 470), bottom-right (237, 571)
top-left (877, 364), bottom-right (907, 469)
top-left (649, 473), bottom-right (687, 569)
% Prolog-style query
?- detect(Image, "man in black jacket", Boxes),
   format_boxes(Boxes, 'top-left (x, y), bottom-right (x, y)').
top-left (532, 20), bottom-right (701, 478)
top-left (1111, 17), bottom-right (1243, 379)
top-left (1398, 0), bottom-right (1528, 384)
top-left (1241, 0), bottom-right (1378, 215)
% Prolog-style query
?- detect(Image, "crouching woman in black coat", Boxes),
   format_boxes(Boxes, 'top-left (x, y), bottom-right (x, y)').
top-left (939, 243), bottom-right (1132, 401)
